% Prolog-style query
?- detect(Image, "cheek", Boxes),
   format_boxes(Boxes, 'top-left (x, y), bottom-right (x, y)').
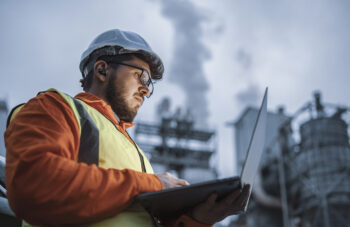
top-left (125, 79), bottom-right (140, 93)
top-left (113, 79), bottom-right (129, 95)
top-left (114, 74), bottom-right (140, 96)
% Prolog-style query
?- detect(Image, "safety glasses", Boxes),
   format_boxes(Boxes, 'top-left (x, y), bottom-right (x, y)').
top-left (107, 61), bottom-right (154, 98)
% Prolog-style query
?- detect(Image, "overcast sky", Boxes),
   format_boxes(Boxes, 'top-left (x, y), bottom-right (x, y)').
top-left (1, 0), bottom-right (350, 177)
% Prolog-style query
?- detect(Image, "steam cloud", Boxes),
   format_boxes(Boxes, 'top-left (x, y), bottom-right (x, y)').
top-left (236, 84), bottom-right (260, 108)
top-left (160, 0), bottom-right (211, 127)
top-left (234, 48), bottom-right (260, 108)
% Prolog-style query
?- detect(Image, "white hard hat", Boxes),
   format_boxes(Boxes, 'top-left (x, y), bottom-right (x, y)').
top-left (80, 29), bottom-right (164, 79)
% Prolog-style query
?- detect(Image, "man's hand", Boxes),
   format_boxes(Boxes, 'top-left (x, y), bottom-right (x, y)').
top-left (191, 184), bottom-right (251, 225)
top-left (155, 172), bottom-right (189, 189)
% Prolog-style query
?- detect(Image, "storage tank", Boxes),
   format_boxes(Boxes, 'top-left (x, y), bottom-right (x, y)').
top-left (287, 117), bottom-right (350, 227)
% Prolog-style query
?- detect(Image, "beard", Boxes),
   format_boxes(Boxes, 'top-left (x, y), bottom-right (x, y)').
top-left (106, 75), bottom-right (138, 122)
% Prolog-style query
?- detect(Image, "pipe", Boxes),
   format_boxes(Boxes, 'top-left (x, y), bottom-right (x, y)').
top-left (252, 168), bottom-right (282, 208)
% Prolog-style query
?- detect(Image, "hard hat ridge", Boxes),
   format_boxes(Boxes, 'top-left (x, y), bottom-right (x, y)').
top-left (80, 29), bottom-right (164, 80)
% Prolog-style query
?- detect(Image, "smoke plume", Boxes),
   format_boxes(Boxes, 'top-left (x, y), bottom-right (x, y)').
top-left (160, 0), bottom-right (211, 127)
top-left (236, 83), bottom-right (260, 108)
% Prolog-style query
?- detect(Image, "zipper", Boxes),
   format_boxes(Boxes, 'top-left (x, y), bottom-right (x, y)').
top-left (80, 104), bottom-right (147, 173)
top-left (126, 131), bottom-right (147, 173)
top-left (106, 121), bottom-right (147, 173)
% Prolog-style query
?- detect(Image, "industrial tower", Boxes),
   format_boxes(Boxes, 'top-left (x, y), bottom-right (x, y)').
top-left (134, 98), bottom-right (217, 183)
top-left (231, 92), bottom-right (350, 227)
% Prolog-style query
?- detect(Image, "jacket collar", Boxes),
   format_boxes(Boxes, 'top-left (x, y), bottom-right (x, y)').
top-left (74, 92), bottom-right (134, 131)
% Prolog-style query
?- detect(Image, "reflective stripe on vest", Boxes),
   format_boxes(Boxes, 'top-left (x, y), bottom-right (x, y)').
top-left (72, 97), bottom-right (100, 164)
top-left (46, 89), bottom-right (100, 165)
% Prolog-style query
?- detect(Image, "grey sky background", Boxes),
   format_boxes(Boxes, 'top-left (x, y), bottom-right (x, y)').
top-left (1, 0), bottom-right (349, 177)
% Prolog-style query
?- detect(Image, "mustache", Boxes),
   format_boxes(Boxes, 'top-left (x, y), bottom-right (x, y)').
top-left (134, 92), bottom-right (144, 101)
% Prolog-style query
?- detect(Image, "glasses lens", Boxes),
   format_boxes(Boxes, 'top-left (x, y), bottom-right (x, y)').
top-left (142, 71), bottom-right (153, 97)
top-left (140, 71), bottom-right (150, 85)
top-left (147, 81), bottom-right (154, 98)
top-left (141, 71), bottom-right (151, 88)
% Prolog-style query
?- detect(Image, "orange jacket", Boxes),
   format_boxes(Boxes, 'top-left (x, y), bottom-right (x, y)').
top-left (5, 91), bottom-right (210, 227)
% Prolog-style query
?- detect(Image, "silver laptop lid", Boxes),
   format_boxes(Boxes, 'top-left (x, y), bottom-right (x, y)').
top-left (240, 88), bottom-right (268, 196)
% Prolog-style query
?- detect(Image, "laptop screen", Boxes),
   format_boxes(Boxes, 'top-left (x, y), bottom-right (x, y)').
top-left (240, 88), bottom-right (268, 188)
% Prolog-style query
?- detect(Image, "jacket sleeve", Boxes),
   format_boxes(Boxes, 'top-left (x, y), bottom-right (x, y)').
top-left (4, 92), bottom-right (163, 225)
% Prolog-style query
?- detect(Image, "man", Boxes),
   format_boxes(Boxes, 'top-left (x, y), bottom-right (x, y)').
top-left (5, 29), bottom-right (249, 226)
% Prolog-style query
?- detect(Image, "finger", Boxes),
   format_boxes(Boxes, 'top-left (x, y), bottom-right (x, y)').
top-left (241, 184), bottom-right (251, 197)
top-left (206, 193), bottom-right (218, 205)
top-left (237, 184), bottom-right (251, 207)
top-left (165, 172), bottom-right (176, 178)
top-left (222, 189), bottom-right (241, 205)
top-left (243, 184), bottom-right (251, 191)
top-left (218, 186), bottom-right (249, 213)
top-left (174, 179), bottom-right (189, 187)
top-left (226, 208), bottom-right (245, 216)
top-left (179, 179), bottom-right (190, 186)
top-left (226, 192), bottom-right (250, 215)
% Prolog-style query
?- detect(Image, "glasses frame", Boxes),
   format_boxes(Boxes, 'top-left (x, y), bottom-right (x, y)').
top-left (106, 61), bottom-right (154, 98)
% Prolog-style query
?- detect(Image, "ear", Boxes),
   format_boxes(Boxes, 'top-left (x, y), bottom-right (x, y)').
top-left (93, 60), bottom-right (108, 83)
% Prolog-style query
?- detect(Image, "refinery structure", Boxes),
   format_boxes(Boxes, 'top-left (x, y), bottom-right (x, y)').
top-left (231, 92), bottom-right (350, 227)
top-left (134, 91), bottom-right (350, 227)
top-left (134, 97), bottom-right (217, 183)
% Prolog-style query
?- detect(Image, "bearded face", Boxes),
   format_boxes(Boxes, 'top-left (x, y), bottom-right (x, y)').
top-left (104, 58), bottom-right (151, 122)
top-left (106, 73), bottom-right (139, 122)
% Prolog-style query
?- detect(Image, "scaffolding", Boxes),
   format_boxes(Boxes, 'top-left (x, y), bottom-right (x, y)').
top-left (134, 100), bottom-right (217, 183)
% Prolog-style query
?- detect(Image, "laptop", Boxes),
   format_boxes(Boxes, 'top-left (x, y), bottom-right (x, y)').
top-left (136, 88), bottom-right (268, 219)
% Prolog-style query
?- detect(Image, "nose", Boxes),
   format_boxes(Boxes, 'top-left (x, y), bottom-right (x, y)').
top-left (139, 85), bottom-right (150, 97)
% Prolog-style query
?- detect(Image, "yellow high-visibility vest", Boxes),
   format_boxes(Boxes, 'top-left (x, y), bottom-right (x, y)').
top-left (15, 89), bottom-right (155, 227)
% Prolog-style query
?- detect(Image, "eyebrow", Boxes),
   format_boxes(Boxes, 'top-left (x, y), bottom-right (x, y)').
top-left (120, 62), bottom-right (150, 75)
